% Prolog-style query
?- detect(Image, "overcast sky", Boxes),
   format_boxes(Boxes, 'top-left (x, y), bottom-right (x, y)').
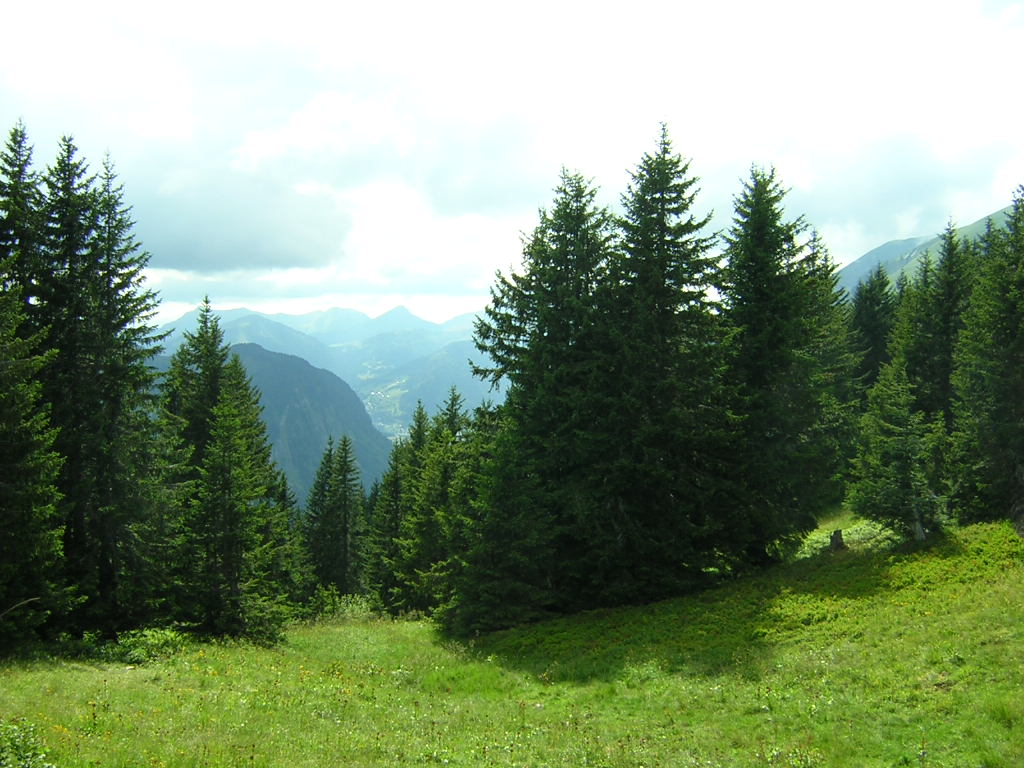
top-left (3, 0), bottom-right (1022, 323)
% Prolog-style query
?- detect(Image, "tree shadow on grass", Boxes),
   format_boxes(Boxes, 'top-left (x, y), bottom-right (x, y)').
top-left (461, 531), bottom-right (967, 686)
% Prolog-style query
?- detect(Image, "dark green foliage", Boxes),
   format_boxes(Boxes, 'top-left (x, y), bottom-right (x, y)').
top-left (392, 389), bottom-right (468, 613)
top-left (164, 298), bottom-right (229, 472)
top-left (719, 167), bottom-right (854, 563)
top-left (928, 224), bottom-right (973, 426)
top-left (890, 224), bottom-right (973, 427)
top-left (303, 436), bottom-right (364, 595)
top-left (361, 448), bottom-right (407, 614)
top-left (951, 189), bottom-right (1024, 522)
top-left (439, 412), bottom-right (558, 636)
top-left (1, 129), bottom-right (165, 634)
top-left (587, 127), bottom-right (727, 601)
top-left (186, 356), bottom-right (293, 641)
top-left (164, 307), bottom-right (304, 641)
top-left (0, 279), bottom-right (63, 651)
top-left (849, 264), bottom-right (896, 395)
top-left (472, 170), bottom-right (618, 615)
top-left (0, 123), bottom-right (43, 327)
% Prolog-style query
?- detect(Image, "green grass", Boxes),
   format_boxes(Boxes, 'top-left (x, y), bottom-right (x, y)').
top-left (3, 521), bottom-right (1023, 767)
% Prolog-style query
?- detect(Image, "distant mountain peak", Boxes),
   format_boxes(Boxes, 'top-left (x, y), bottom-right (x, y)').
top-left (376, 305), bottom-right (415, 319)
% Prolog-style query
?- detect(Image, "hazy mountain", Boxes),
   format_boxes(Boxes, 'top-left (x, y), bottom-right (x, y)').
top-left (362, 339), bottom-right (506, 437)
top-left (231, 344), bottom-right (392, 502)
top-left (837, 206), bottom-right (1012, 295)
top-left (265, 307), bottom-right (375, 345)
top-left (151, 344), bottom-right (391, 504)
top-left (160, 305), bottom-right (501, 439)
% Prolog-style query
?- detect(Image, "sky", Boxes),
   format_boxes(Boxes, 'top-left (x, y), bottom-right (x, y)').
top-left (3, 0), bottom-right (1022, 324)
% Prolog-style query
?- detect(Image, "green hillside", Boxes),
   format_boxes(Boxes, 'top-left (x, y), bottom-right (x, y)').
top-left (3, 520), bottom-right (1021, 767)
top-left (837, 206), bottom-right (1012, 295)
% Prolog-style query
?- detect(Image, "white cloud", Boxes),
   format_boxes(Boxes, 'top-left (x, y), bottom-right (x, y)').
top-left (7, 0), bottom-right (1024, 314)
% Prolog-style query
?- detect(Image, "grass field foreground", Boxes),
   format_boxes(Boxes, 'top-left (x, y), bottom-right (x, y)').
top-left (2, 520), bottom-right (1022, 767)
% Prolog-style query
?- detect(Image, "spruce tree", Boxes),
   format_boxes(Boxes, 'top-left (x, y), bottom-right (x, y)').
top-left (0, 277), bottom-right (63, 650)
top-left (188, 355), bottom-right (292, 641)
top-left (589, 126), bottom-right (727, 601)
top-left (304, 436), bottom-right (363, 595)
top-left (469, 169), bottom-right (616, 619)
top-left (27, 136), bottom-right (164, 632)
top-left (850, 264), bottom-right (896, 396)
top-left (392, 389), bottom-right (468, 613)
top-left (848, 361), bottom-right (940, 540)
top-left (924, 223), bottom-right (973, 426)
top-left (165, 308), bottom-right (301, 640)
top-left (164, 297), bottom-right (229, 472)
top-left (951, 189), bottom-right (1024, 522)
top-left (362, 446), bottom-right (407, 614)
top-left (439, 410), bottom-right (556, 635)
top-left (719, 167), bottom-right (850, 564)
top-left (0, 122), bottom-right (43, 327)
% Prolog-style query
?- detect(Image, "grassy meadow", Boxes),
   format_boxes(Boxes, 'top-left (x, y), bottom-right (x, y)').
top-left (2, 518), bottom-right (1022, 767)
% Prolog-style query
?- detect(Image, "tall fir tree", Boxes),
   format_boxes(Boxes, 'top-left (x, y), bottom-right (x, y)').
top-left (588, 126), bottom-right (728, 602)
top-left (164, 297), bottom-right (229, 473)
top-left (850, 264), bottom-right (896, 396)
top-left (392, 389), bottom-right (468, 613)
top-left (468, 170), bottom-right (617, 622)
top-left (0, 122), bottom-right (43, 327)
top-left (848, 360), bottom-right (940, 540)
top-left (719, 167), bottom-right (851, 564)
top-left (22, 135), bottom-right (164, 632)
top-left (303, 435), bottom-right (363, 595)
top-left (362, 446), bottom-right (408, 614)
top-left (0, 276), bottom-right (64, 650)
top-left (924, 223), bottom-right (973, 426)
top-left (187, 355), bottom-right (294, 641)
top-left (951, 189), bottom-right (1024, 522)
top-left (164, 307), bottom-right (302, 640)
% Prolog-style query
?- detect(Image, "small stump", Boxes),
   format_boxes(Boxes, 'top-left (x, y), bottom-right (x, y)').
top-left (829, 529), bottom-right (847, 551)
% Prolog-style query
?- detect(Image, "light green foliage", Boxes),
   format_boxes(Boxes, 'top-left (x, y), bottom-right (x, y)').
top-left (0, 720), bottom-right (55, 768)
top-left (303, 586), bottom-right (375, 623)
top-left (848, 361), bottom-right (944, 540)
top-left (108, 628), bottom-right (192, 664)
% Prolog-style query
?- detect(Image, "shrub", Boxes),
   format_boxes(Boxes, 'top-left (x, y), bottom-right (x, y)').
top-left (110, 628), bottom-right (191, 664)
top-left (305, 586), bottom-right (376, 623)
top-left (0, 719), bottom-right (56, 768)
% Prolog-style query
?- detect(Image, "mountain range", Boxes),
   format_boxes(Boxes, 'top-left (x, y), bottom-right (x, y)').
top-left (161, 305), bottom-right (504, 440)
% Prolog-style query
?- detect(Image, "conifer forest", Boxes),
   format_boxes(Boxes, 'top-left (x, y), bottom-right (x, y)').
top-left (3, 118), bottom-right (1024, 651)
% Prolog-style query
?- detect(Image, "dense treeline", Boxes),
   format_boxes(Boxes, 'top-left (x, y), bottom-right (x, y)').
top-left (3, 119), bottom-right (1022, 649)
top-left (357, 132), bottom-right (859, 634)
top-left (847, 205), bottom-right (1024, 538)
top-left (358, 131), bottom-right (1024, 635)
